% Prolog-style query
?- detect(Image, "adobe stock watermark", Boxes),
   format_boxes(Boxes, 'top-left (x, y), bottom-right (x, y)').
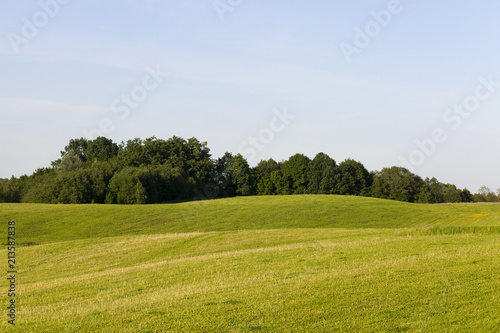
top-left (399, 74), bottom-right (499, 172)
top-left (340, 0), bottom-right (415, 64)
top-left (7, 0), bottom-right (71, 54)
top-left (83, 64), bottom-right (169, 139)
top-left (238, 107), bottom-right (296, 163)
top-left (213, 0), bottom-right (243, 21)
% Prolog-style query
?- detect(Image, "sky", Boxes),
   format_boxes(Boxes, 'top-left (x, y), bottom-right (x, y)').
top-left (1, 0), bottom-right (499, 193)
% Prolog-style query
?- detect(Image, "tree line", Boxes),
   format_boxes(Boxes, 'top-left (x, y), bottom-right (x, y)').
top-left (0, 136), bottom-right (498, 204)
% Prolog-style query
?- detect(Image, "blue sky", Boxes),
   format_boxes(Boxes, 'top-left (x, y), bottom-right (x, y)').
top-left (1, 0), bottom-right (499, 192)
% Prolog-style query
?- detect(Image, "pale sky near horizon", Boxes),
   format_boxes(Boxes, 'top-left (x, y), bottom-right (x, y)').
top-left (1, 0), bottom-right (499, 193)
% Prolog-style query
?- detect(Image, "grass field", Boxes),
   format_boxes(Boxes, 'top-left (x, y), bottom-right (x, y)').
top-left (1, 195), bottom-right (499, 332)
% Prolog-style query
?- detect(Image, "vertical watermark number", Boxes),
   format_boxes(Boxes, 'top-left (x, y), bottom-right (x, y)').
top-left (7, 221), bottom-right (16, 325)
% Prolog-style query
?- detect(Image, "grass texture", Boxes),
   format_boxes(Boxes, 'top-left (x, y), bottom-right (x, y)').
top-left (0, 195), bottom-right (499, 332)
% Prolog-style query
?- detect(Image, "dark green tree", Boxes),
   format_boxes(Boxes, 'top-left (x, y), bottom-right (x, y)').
top-left (0, 177), bottom-right (21, 203)
top-left (254, 159), bottom-right (280, 195)
top-left (216, 153), bottom-right (254, 196)
top-left (254, 159), bottom-right (279, 180)
top-left (460, 188), bottom-right (473, 203)
top-left (335, 159), bottom-right (371, 196)
top-left (442, 184), bottom-right (462, 203)
top-left (256, 177), bottom-right (276, 195)
top-left (269, 170), bottom-right (291, 195)
top-left (60, 138), bottom-right (89, 162)
top-left (86, 137), bottom-right (119, 162)
top-left (109, 167), bottom-right (145, 204)
top-left (21, 171), bottom-right (60, 203)
top-left (371, 167), bottom-right (424, 202)
top-left (416, 177), bottom-right (443, 203)
top-left (281, 154), bottom-right (310, 194)
top-left (307, 153), bottom-right (337, 194)
top-left (57, 169), bottom-right (93, 204)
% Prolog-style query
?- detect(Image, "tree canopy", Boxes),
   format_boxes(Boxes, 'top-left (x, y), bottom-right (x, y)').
top-left (0, 136), bottom-right (495, 204)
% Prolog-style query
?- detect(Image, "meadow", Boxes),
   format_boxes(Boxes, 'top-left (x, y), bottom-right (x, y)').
top-left (1, 195), bottom-right (499, 332)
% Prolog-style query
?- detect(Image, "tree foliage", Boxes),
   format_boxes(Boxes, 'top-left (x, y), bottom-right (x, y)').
top-left (335, 159), bottom-right (371, 196)
top-left (371, 167), bottom-right (424, 203)
top-left (307, 153), bottom-right (337, 194)
top-left (281, 154), bottom-right (311, 194)
top-left (2, 136), bottom-right (493, 204)
top-left (216, 153), bottom-right (254, 197)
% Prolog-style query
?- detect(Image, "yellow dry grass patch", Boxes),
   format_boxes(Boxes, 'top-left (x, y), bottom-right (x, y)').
top-left (470, 212), bottom-right (491, 218)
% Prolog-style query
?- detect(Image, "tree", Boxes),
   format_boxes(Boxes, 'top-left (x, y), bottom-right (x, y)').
top-left (21, 173), bottom-right (60, 203)
top-left (476, 186), bottom-right (497, 202)
top-left (417, 177), bottom-right (444, 203)
top-left (371, 167), bottom-right (424, 202)
top-left (254, 159), bottom-right (280, 195)
top-left (86, 137), bottom-right (119, 162)
top-left (460, 189), bottom-right (473, 203)
top-left (57, 149), bottom-right (83, 174)
top-left (60, 138), bottom-right (89, 162)
top-left (57, 169), bottom-right (93, 204)
top-left (14, 134), bottom-right (484, 205)
top-left (58, 137), bottom-right (119, 165)
top-left (0, 177), bottom-right (21, 203)
top-left (104, 191), bottom-right (116, 204)
top-left (216, 153), bottom-right (254, 196)
top-left (478, 185), bottom-right (492, 197)
top-left (108, 164), bottom-right (189, 204)
top-left (87, 160), bottom-right (119, 203)
top-left (183, 137), bottom-right (214, 190)
top-left (256, 177), bottom-right (276, 195)
top-left (281, 154), bottom-right (310, 194)
top-left (335, 159), bottom-right (371, 196)
top-left (117, 136), bottom-right (213, 191)
top-left (109, 167), bottom-right (144, 204)
top-left (307, 153), bottom-right (337, 194)
top-left (254, 159), bottom-right (279, 180)
top-left (155, 163), bottom-right (190, 201)
top-left (135, 182), bottom-right (148, 204)
top-left (442, 184), bottom-right (462, 203)
top-left (270, 170), bottom-right (291, 195)
top-left (117, 138), bottom-right (147, 167)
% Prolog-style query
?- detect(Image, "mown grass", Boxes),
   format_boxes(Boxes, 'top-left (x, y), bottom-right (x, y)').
top-left (1, 195), bottom-right (500, 244)
top-left (0, 195), bottom-right (499, 332)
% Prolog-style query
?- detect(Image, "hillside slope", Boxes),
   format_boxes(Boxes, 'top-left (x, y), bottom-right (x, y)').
top-left (1, 196), bottom-right (499, 331)
top-left (1, 195), bottom-right (499, 244)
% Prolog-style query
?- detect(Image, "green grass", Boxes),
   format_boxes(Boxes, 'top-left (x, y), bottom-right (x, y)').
top-left (1, 195), bottom-right (500, 244)
top-left (0, 195), bottom-right (499, 332)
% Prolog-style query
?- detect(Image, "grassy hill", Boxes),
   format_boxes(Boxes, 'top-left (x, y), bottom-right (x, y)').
top-left (1, 195), bottom-right (500, 244)
top-left (1, 195), bottom-right (499, 332)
